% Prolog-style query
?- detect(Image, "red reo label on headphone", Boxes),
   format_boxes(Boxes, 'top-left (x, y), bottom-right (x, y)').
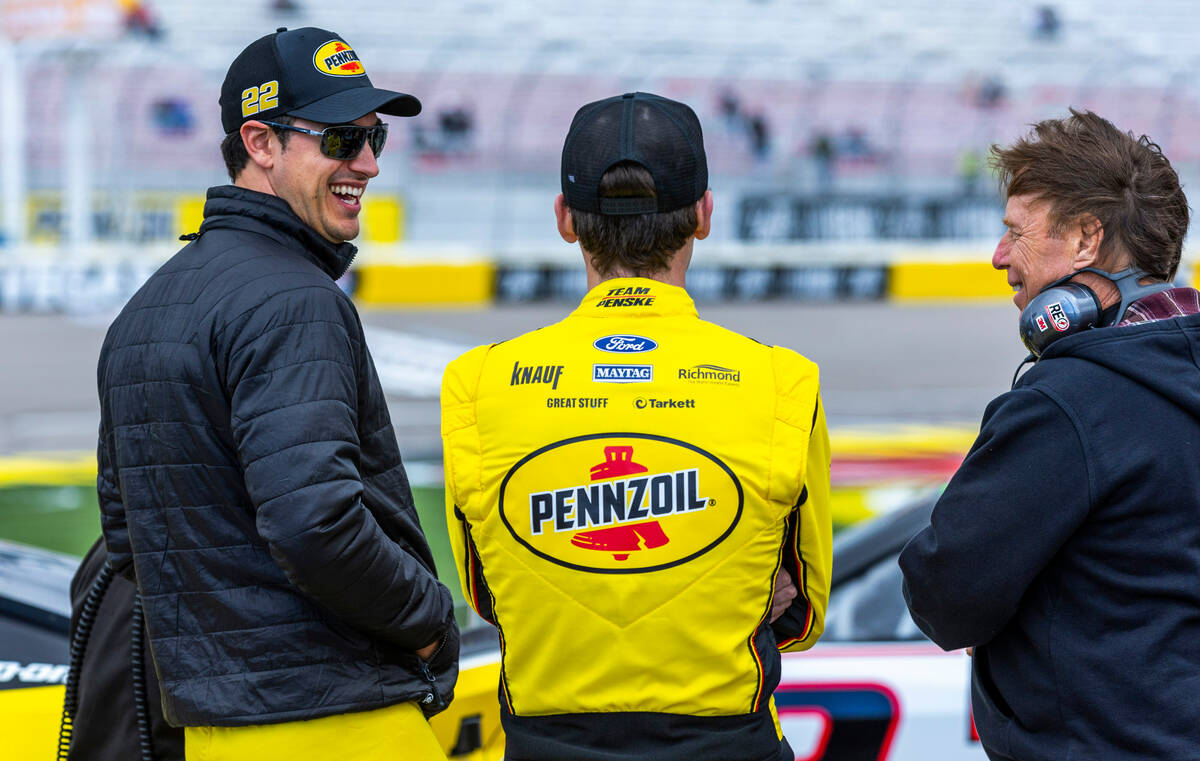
top-left (1045, 302), bottom-right (1071, 332)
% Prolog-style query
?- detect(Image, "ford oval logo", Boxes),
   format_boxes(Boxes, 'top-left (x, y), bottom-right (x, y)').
top-left (594, 335), bottom-right (658, 353)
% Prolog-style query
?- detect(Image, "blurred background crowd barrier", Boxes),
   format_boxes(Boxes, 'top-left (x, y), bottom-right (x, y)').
top-left (3, 0), bottom-right (1200, 312)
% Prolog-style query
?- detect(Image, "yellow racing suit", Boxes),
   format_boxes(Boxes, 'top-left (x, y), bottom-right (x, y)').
top-left (441, 277), bottom-right (831, 761)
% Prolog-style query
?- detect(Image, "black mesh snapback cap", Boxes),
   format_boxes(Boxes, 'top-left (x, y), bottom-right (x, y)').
top-left (561, 92), bottom-right (708, 215)
top-left (220, 27), bottom-right (420, 134)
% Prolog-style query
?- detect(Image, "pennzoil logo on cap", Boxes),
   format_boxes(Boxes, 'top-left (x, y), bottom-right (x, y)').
top-left (313, 40), bottom-right (366, 77)
top-left (499, 433), bottom-right (743, 574)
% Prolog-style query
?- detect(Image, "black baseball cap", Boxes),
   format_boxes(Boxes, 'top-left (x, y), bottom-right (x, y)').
top-left (220, 27), bottom-right (420, 134)
top-left (561, 92), bottom-right (708, 215)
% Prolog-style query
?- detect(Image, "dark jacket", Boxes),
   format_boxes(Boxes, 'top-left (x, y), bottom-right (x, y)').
top-left (900, 312), bottom-right (1200, 761)
top-left (96, 185), bottom-right (458, 727)
top-left (68, 537), bottom-right (184, 761)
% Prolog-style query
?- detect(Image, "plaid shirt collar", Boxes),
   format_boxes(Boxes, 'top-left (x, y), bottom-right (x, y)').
top-left (1117, 287), bottom-right (1200, 326)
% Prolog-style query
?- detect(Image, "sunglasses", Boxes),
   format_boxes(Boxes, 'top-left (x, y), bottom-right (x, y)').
top-left (259, 120), bottom-right (389, 160)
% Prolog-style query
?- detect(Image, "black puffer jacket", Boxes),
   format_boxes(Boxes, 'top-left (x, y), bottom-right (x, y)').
top-left (96, 185), bottom-right (458, 727)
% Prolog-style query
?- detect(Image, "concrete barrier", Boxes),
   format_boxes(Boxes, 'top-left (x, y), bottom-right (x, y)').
top-left (1, 243), bottom-right (1195, 311)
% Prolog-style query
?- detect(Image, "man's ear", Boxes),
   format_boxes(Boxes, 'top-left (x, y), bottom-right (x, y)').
top-left (555, 194), bottom-right (578, 244)
top-left (1072, 214), bottom-right (1105, 269)
top-left (693, 190), bottom-right (713, 241)
top-left (240, 121), bottom-right (276, 170)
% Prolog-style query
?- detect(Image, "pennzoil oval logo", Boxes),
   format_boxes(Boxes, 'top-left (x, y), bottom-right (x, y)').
top-left (313, 40), bottom-right (366, 77)
top-left (499, 433), bottom-right (743, 573)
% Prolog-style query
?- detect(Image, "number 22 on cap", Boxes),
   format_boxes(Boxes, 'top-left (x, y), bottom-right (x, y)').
top-left (241, 80), bottom-right (279, 117)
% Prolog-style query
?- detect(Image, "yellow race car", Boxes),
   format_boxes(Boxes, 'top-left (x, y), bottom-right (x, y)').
top-left (0, 537), bottom-right (505, 760)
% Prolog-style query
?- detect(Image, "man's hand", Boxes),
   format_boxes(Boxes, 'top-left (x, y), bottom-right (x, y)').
top-left (416, 639), bottom-right (440, 661)
top-left (770, 566), bottom-right (799, 622)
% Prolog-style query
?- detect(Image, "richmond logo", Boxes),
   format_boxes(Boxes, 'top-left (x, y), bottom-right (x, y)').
top-left (499, 433), bottom-right (743, 573)
top-left (679, 364), bottom-right (741, 384)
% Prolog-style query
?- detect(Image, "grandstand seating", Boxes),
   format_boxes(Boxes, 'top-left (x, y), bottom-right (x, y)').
top-left (14, 0), bottom-right (1200, 243)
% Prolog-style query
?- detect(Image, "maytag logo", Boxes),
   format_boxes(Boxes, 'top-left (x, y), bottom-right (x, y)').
top-left (594, 335), bottom-right (658, 353)
top-left (593, 364), bottom-right (653, 383)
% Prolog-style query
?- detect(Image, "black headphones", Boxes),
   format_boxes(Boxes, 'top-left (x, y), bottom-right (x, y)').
top-left (1018, 266), bottom-right (1173, 357)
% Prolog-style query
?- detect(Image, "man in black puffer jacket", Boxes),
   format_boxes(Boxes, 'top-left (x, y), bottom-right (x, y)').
top-left (96, 27), bottom-right (457, 759)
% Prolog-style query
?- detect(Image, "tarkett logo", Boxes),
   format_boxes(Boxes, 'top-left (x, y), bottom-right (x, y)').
top-left (499, 434), bottom-right (743, 573)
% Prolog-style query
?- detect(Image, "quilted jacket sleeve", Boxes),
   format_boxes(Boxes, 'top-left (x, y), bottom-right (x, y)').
top-left (96, 425), bottom-right (132, 578)
top-left (223, 284), bottom-right (453, 651)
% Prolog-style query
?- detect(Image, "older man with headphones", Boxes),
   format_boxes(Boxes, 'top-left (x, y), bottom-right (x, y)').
top-left (900, 110), bottom-right (1200, 761)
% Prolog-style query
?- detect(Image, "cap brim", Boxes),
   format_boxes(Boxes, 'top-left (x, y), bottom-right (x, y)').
top-left (288, 87), bottom-right (421, 124)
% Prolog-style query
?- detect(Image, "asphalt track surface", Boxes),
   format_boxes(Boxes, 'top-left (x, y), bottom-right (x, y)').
top-left (0, 300), bottom-right (1028, 459)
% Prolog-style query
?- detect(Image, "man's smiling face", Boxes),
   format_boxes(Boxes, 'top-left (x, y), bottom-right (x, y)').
top-left (267, 113), bottom-right (381, 243)
top-left (993, 194), bottom-right (1080, 310)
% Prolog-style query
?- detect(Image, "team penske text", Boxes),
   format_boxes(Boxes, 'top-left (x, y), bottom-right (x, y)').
top-left (529, 468), bottom-right (707, 535)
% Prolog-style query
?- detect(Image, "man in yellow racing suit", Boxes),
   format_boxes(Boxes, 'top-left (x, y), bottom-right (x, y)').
top-left (441, 92), bottom-right (831, 761)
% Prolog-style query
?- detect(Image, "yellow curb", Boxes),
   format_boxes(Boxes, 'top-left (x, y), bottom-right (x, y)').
top-left (0, 452), bottom-right (96, 486)
top-left (355, 261), bottom-right (495, 306)
top-left (889, 260), bottom-right (1011, 302)
top-left (830, 424), bottom-right (977, 455)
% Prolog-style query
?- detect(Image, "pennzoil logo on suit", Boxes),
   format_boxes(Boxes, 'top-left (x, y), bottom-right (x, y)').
top-left (499, 433), bottom-right (743, 573)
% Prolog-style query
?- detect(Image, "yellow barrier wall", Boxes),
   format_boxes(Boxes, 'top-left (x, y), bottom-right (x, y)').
top-left (889, 260), bottom-right (1010, 302)
top-left (362, 196), bottom-right (405, 243)
top-left (356, 262), bottom-right (495, 306)
top-left (176, 196), bottom-right (206, 236)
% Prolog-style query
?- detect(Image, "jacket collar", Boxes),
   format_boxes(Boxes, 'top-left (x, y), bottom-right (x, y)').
top-left (570, 277), bottom-right (699, 318)
top-left (197, 185), bottom-right (357, 280)
top-left (1117, 287), bottom-right (1200, 326)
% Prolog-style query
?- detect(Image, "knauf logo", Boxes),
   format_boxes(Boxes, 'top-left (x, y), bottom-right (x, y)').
top-left (511, 362), bottom-right (565, 390)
